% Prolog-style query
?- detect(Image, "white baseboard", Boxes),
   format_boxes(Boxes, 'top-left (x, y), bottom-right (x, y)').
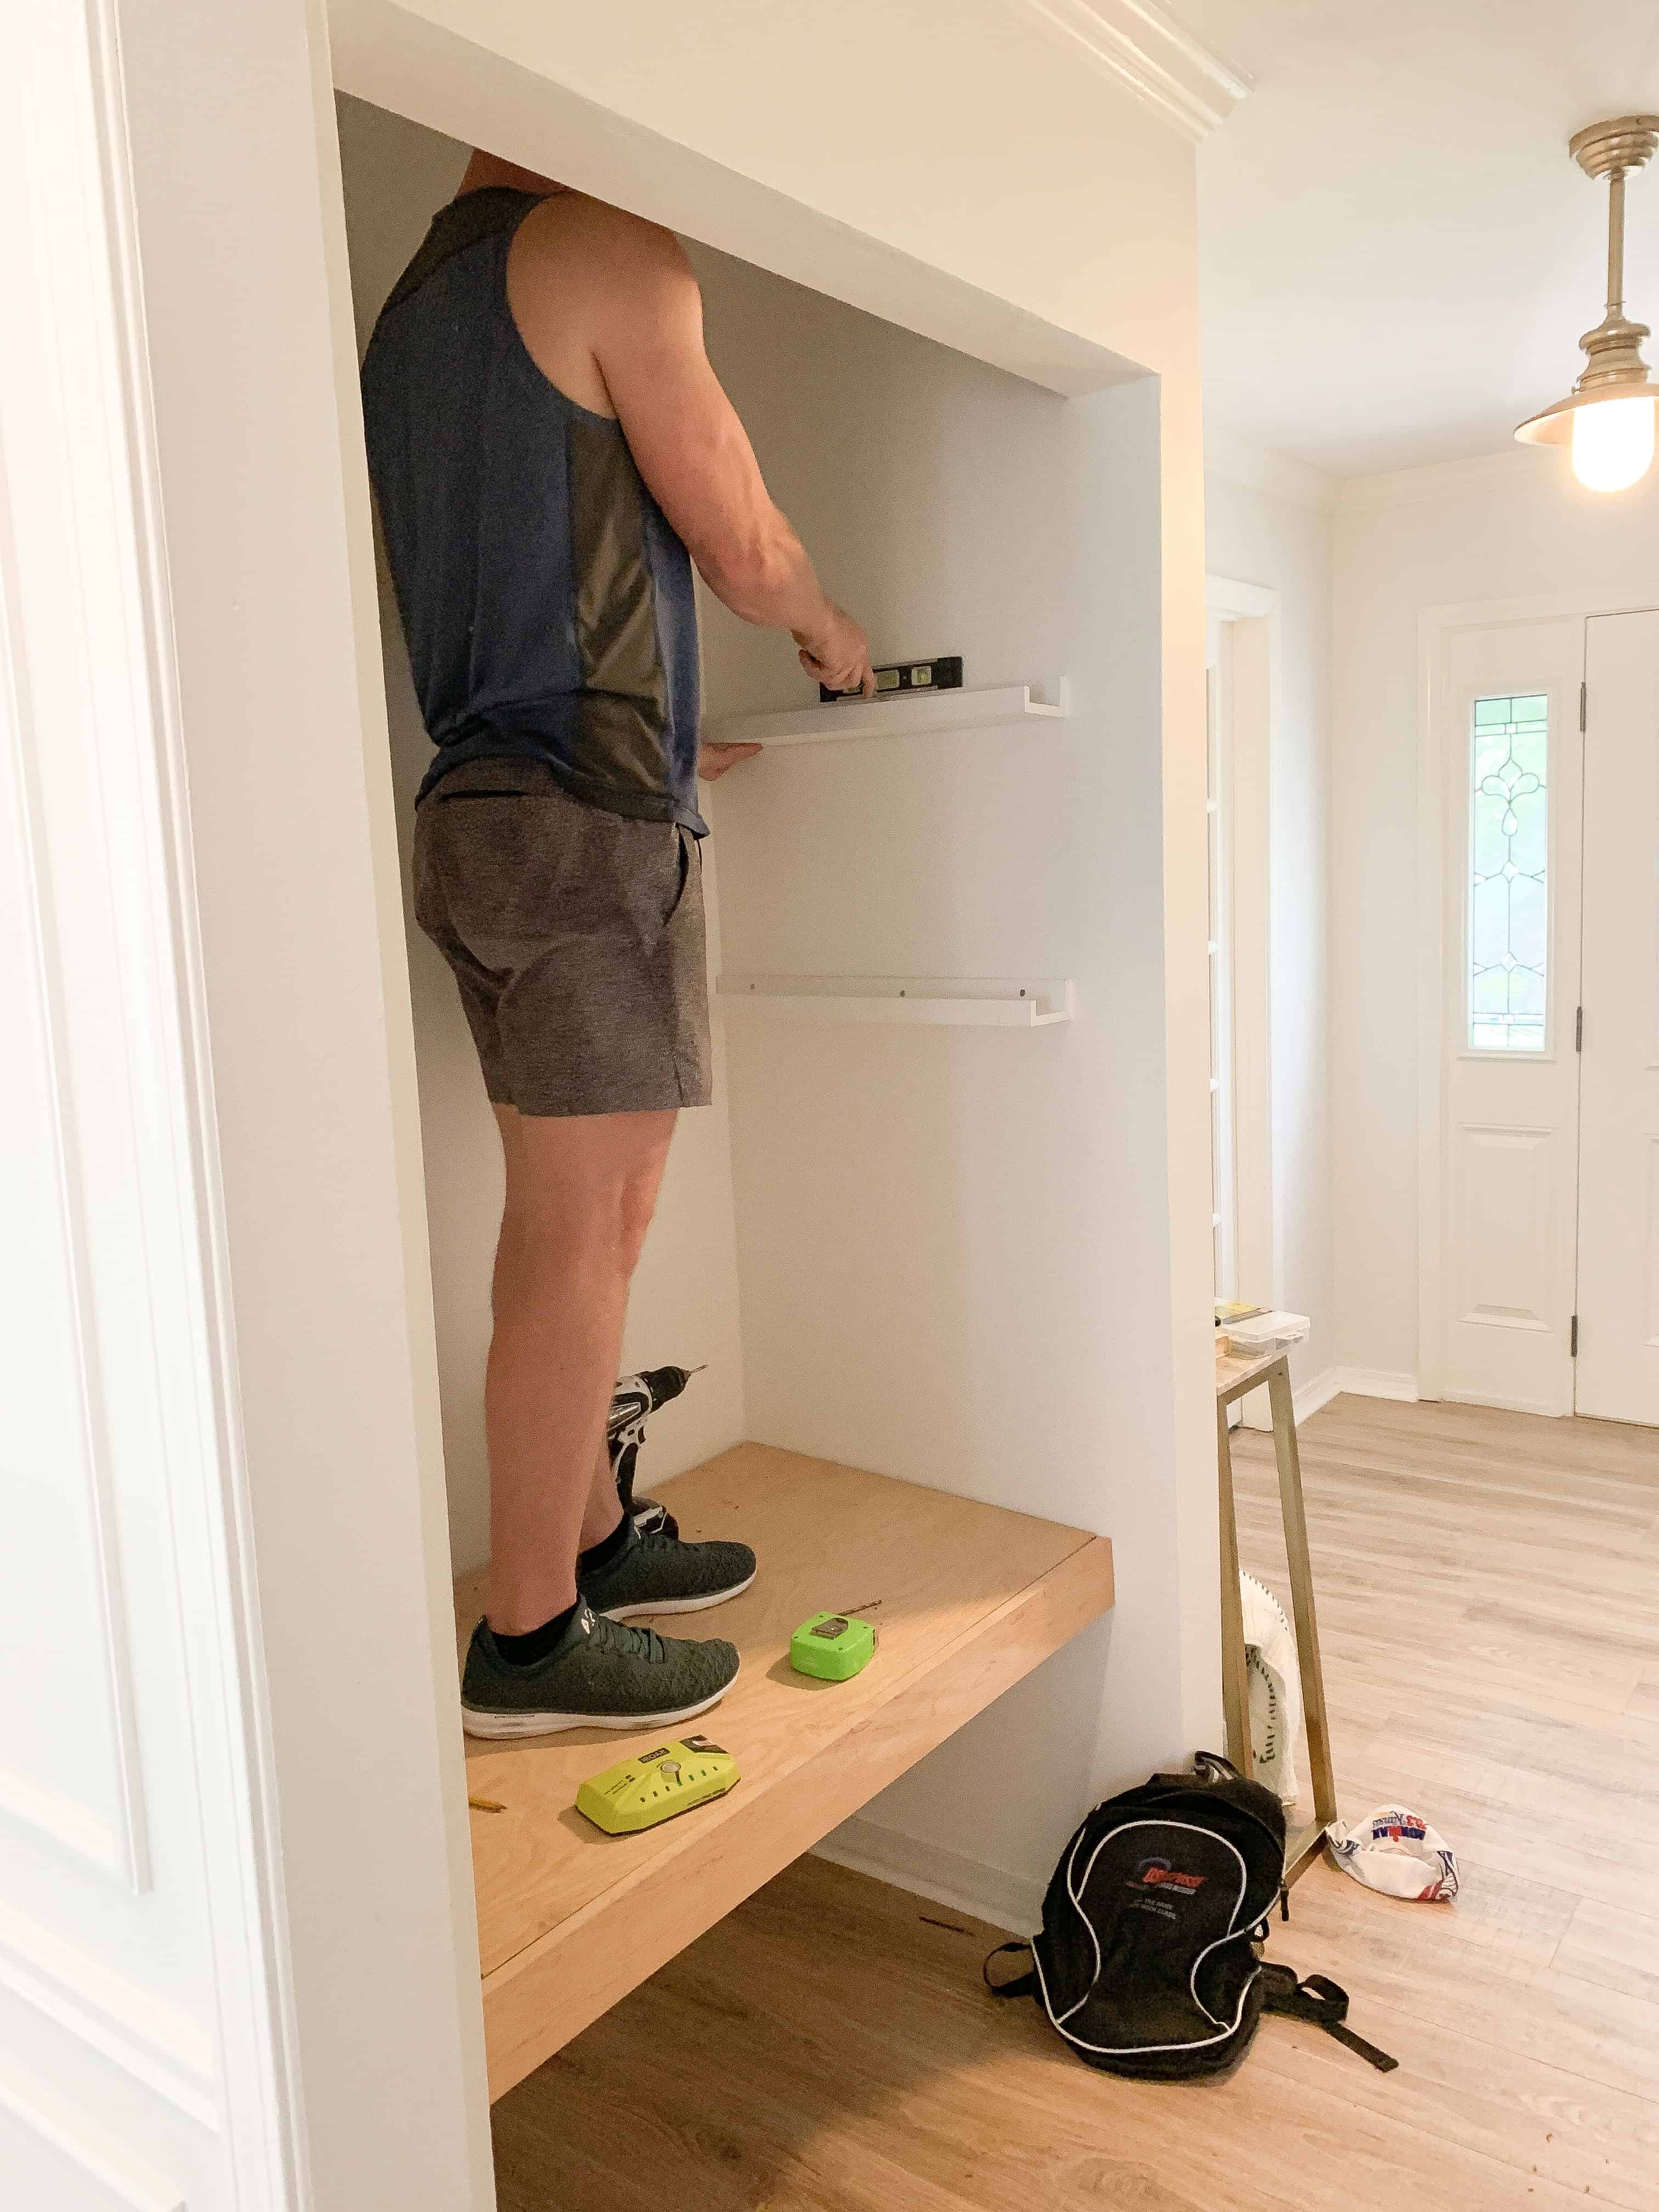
top-left (1292, 1367), bottom-right (1342, 1421)
top-left (1232, 1364), bottom-right (1342, 1426)
top-left (1332, 1365), bottom-right (1420, 1403)
top-left (811, 1814), bottom-right (1042, 1937)
top-left (1441, 1385), bottom-right (1567, 1417)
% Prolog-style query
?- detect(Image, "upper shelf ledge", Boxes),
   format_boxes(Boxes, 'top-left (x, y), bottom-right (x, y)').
top-left (704, 680), bottom-right (1069, 749)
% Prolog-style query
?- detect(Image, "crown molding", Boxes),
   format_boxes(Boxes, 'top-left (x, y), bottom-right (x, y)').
top-left (1204, 432), bottom-right (1338, 513)
top-left (1335, 444), bottom-right (1560, 516)
top-left (1010, 0), bottom-right (1252, 143)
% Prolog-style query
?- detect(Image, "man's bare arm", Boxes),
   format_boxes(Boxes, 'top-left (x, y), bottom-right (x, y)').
top-left (510, 199), bottom-right (872, 696)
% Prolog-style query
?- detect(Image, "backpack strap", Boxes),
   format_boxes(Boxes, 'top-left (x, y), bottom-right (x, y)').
top-left (982, 1939), bottom-right (1038, 2001)
top-left (1192, 1749), bottom-right (1245, 1786)
top-left (1260, 1963), bottom-right (1398, 2072)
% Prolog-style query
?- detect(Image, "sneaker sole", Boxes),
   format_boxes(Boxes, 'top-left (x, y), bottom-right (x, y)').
top-left (460, 1671), bottom-right (737, 1741)
top-left (595, 1567), bottom-right (757, 1621)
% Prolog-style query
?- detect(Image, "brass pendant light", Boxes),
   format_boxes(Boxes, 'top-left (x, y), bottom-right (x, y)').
top-left (1515, 115), bottom-right (1659, 492)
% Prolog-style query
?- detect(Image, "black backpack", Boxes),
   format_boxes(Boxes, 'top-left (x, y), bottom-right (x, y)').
top-left (985, 1753), bottom-right (1395, 2083)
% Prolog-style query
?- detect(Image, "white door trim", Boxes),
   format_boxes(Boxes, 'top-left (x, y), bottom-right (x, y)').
top-left (1207, 577), bottom-right (1278, 1425)
top-left (1575, 611), bottom-right (1659, 1423)
top-left (1205, 577), bottom-right (1277, 1319)
top-left (2, 3), bottom-right (495, 2205)
top-left (2, 1), bottom-right (308, 2198)
top-left (1416, 590), bottom-right (1659, 1400)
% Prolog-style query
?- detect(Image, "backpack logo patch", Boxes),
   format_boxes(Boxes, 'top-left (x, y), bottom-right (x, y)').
top-left (1133, 1855), bottom-right (1206, 1894)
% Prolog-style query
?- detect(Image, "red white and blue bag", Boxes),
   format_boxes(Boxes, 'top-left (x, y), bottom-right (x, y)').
top-left (1329, 1804), bottom-right (1459, 1901)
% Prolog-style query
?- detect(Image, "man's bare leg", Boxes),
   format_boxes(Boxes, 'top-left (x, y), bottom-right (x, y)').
top-left (580, 1432), bottom-right (619, 1550)
top-left (485, 1103), bottom-right (676, 1634)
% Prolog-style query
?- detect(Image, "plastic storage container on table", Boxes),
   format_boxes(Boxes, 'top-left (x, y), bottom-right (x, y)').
top-left (1221, 1311), bottom-right (1310, 1356)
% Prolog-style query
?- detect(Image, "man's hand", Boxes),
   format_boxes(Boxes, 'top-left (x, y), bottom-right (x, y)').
top-left (698, 742), bottom-right (762, 783)
top-left (793, 606), bottom-right (875, 698)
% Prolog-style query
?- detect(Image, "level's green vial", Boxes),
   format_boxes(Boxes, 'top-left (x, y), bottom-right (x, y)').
top-left (789, 1611), bottom-right (878, 1681)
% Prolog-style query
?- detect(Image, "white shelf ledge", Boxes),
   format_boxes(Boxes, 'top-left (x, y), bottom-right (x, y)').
top-left (704, 680), bottom-right (1069, 749)
top-left (716, 974), bottom-right (1075, 1028)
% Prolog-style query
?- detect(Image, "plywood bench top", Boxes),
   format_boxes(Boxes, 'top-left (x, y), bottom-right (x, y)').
top-left (453, 1443), bottom-right (1114, 2097)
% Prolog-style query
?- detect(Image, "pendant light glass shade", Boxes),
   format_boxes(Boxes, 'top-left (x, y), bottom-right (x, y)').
top-left (1569, 393), bottom-right (1657, 491)
top-left (1515, 117), bottom-right (1659, 493)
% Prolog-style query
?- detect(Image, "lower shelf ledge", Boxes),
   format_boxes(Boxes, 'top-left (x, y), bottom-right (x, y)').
top-left (715, 975), bottom-right (1075, 1028)
top-left (455, 1444), bottom-right (1114, 2100)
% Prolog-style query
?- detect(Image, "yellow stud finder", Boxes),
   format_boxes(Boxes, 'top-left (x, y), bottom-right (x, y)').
top-left (574, 1734), bottom-right (739, 1835)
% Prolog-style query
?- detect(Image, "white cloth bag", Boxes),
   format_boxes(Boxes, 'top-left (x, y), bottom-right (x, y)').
top-left (1240, 1571), bottom-right (1302, 1804)
top-left (1329, 1806), bottom-right (1459, 1901)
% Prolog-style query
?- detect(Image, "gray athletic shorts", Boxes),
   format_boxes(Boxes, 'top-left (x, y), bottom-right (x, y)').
top-left (412, 759), bottom-right (712, 1118)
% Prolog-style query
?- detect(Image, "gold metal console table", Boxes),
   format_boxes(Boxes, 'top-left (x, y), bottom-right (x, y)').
top-left (1215, 1342), bottom-right (1338, 1886)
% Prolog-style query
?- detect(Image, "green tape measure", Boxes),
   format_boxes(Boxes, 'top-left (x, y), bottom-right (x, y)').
top-left (574, 1734), bottom-right (739, 1835)
top-left (789, 1610), bottom-right (878, 1681)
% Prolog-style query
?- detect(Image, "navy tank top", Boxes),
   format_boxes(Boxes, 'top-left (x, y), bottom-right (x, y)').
top-left (360, 189), bottom-right (706, 833)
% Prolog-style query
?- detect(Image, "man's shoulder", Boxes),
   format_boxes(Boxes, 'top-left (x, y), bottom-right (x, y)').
top-left (516, 193), bottom-right (692, 289)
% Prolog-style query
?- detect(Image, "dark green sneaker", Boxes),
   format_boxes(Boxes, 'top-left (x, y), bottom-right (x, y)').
top-left (578, 1517), bottom-right (756, 1621)
top-left (460, 1601), bottom-right (739, 1739)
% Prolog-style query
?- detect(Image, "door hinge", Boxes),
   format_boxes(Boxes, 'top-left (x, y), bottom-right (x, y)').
top-left (1576, 1005), bottom-right (1583, 1052)
top-left (1570, 1314), bottom-right (1579, 1357)
top-left (1579, 680), bottom-right (1587, 732)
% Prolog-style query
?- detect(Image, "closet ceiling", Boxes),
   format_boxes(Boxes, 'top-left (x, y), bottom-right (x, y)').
top-left (1190, 0), bottom-right (1659, 474)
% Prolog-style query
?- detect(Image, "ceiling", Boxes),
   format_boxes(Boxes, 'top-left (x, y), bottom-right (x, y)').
top-left (1191, 0), bottom-right (1659, 476)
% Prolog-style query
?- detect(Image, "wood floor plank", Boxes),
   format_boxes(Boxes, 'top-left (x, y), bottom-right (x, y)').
top-left (1250, 1937), bottom-right (1659, 2203)
top-left (1277, 1858), bottom-right (1659, 2103)
top-left (1364, 1693), bottom-right (1659, 1798)
top-left (1322, 1641), bottom-right (1651, 1727)
top-left (1324, 1752), bottom-right (1655, 1921)
top-left (1355, 1726), bottom-right (1659, 1843)
top-left (1554, 1897), bottom-right (1659, 2008)
top-left (1462, 1598), bottom-right (1659, 1661)
top-left (497, 1857), bottom-right (1628, 2211)
top-left (1233, 1477), bottom-right (1659, 1584)
top-left (489, 1396), bottom-right (1659, 2209)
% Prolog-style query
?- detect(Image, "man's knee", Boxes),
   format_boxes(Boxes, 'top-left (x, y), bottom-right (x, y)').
top-left (497, 1110), bottom-right (673, 1293)
top-left (503, 1165), bottom-right (658, 1286)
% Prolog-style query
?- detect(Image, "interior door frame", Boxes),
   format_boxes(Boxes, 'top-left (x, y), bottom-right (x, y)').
top-left (1207, 577), bottom-right (1278, 1425)
top-left (1206, 578), bottom-right (1277, 1307)
top-left (1416, 589), bottom-right (1659, 1402)
top-left (8, 2), bottom-right (499, 2204)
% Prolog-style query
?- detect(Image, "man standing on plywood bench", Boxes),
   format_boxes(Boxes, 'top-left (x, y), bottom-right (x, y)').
top-left (361, 150), bottom-right (873, 1736)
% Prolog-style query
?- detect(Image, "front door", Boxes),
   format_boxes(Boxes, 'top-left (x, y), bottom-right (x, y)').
top-left (1576, 611), bottom-right (1659, 1422)
top-left (1437, 618), bottom-right (1585, 1413)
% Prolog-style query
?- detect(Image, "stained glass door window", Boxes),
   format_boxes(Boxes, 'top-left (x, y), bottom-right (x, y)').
top-left (1469, 693), bottom-right (1549, 1051)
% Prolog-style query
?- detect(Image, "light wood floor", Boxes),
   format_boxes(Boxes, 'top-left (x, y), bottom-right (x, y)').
top-left (490, 1395), bottom-right (1659, 2211)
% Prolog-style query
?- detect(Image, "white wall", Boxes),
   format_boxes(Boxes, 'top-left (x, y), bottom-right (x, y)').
top-left (1332, 448), bottom-right (1659, 1381)
top-left (691, 246), bottom-right (1197, 1897)
top-left (334, 95), bottom-right (749, 1571)
top-left (1204, 457), bottom-right (1336, 1401)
